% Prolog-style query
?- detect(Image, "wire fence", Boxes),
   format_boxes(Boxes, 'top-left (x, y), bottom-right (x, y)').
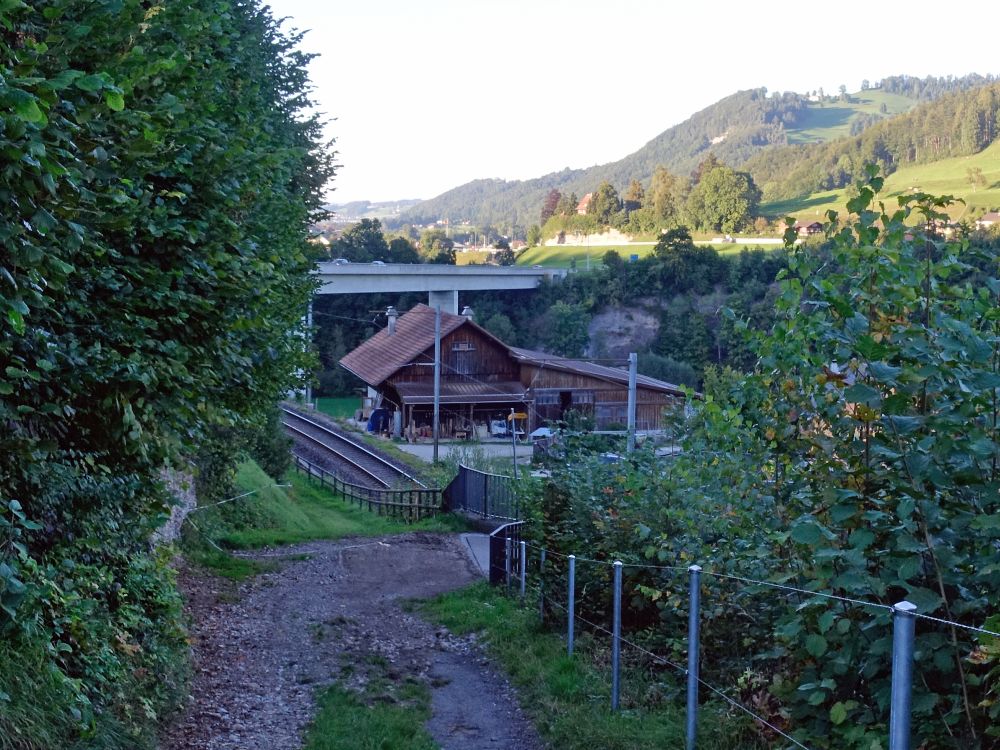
top-left (486, 528), bottom-right (998, 750)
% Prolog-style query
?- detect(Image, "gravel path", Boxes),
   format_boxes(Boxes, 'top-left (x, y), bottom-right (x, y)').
top-left (159, 533), bottom-right (541, 750)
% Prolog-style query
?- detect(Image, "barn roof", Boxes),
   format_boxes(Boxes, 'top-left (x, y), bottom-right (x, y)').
top-left (339, 304), bottom-right (470, 386)
top-left (509, 347), bottom-right (686, 396)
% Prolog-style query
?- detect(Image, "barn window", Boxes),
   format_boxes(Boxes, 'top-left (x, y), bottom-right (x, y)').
top-left (596, 404), bottom-right (627, 427)
top-left (572, 390), bottom-right (594, 405)
top-left (450, 341), bottom-right (476, 376)
top-left (535, 391), bottom-right (560, 405)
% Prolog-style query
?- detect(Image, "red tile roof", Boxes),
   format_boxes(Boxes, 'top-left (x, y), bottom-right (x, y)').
top-left (339, 304), bottom-right (469, 386)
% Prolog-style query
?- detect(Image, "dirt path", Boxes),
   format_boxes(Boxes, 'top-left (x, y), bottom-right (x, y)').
top-left (160, 533), bottom-right (541, 750)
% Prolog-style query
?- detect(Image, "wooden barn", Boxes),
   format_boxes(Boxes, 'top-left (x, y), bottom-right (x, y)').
top-left (339, 304), bottom-right (686, 438)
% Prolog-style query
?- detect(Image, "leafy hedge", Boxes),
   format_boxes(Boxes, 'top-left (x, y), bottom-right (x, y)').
top-left (529, 177), bottom-right (1000, 749)
top-left (1, 1), bottom-right (332, 747)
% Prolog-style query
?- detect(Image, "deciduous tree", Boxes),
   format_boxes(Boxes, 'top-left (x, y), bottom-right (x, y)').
top-left (623, 179), bottom-right (645, 212)
top-left (587, 181), bottom-right (622, 226)
top-left (684, 165), bottom-right (761, 233)
top-left (541, 188), bottom-right (561, 223)
top-left (331, 218), bottom-right (389, 261)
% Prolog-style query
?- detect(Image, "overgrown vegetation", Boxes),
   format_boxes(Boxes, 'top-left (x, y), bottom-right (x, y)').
top-left (523, 176), bottom-right (1000, 748)
top-left (0, 2), bottom-right (332, 747)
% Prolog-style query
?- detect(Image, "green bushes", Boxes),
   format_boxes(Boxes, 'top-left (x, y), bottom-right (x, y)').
top-left (526, 178), bottom-right (1000, 748)
top-left (1, 1), bottom-right (332, 746)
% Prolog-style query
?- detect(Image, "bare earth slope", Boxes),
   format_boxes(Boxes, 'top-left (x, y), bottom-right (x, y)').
top-left (160, 533), bottom-right (540, 750)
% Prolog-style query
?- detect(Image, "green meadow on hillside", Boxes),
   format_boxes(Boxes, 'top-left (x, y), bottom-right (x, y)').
top-left (786, 89), bottom-right (916, 144)
top-left (764, 140), bottom-right (1000, 222)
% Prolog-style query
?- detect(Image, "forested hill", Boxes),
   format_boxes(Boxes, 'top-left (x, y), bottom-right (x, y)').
top-left (745, 81), bottom-right (1000, 200)
top-left (400, 88), bottom-right (804, 226)
top-left (398, 74), bottom-right (996, 228)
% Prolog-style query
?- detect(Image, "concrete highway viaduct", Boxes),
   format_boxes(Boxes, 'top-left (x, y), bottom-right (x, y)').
top-left (312, 262), bottom-right (567, 314)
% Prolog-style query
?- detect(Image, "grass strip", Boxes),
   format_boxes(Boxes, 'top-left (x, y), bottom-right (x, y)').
top-left (419, 582), bottom-right (763, 750)
top-left (185, 459), bottom-right (467, 579)
top-left (303, 678), bottom-right (437, 750)
top-left (314, 396), bottom-right (359, 420)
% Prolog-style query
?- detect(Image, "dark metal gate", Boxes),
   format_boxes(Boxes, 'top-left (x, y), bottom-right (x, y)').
top-left (488, 521), bottom-right (524, 586)
top-left (444, 464), bottom-right (520, 521)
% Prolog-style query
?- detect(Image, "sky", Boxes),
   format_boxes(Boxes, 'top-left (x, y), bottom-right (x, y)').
top-left (264, 0), bottom-right (999, 205)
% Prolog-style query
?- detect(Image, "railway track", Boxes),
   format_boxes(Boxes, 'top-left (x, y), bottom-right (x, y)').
top-left (280, 406), bottom-right (426, 489)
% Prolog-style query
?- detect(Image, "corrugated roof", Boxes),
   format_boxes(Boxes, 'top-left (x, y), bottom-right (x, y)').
top-left (394, 380), bottom-right (527, 405)
top-left (339, 304), bottom-right (469, 386)
top-left (509, 346), bottom-right (685, 396)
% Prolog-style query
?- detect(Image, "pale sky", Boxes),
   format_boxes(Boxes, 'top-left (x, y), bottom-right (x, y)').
top-left (264, 0), bottom-right (999, 204)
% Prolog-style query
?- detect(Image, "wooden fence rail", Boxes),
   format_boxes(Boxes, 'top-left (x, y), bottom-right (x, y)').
top-left (292, 454), bottom-right (442, 522)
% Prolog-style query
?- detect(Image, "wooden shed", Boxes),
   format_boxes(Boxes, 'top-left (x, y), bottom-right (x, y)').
top-left (511, 347), bottom-right (684, 431)
top-left (339, 304), bottom-right (686, 437)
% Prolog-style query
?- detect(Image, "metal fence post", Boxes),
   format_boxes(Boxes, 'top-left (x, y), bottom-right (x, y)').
top-left (889, 600), bottom-right (917, 750)
top-left (686, 565), bottom-right (702, 750)
top-left (484, 473), bottom-right (490, 518)
top-left (611, 560), bottom-right (623, 711)
top-left (567, 554), bottom-right (576, 656)
top-left (539, 548), bottom-right (547, 622)
top-left (505, 536), bottom-right (512, 594)
top-left (519, 540), bottom-right (527, 601)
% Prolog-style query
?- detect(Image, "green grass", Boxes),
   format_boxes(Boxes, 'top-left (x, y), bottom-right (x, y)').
top-left (455, 249), bottom-right (493, 265)
top-left (303, 671), bottom-right (436, 750)
top-left (516, 243), bottom-right (656, 268)
top-left (418, 582), bottom-right (763, 750)
top-left (786, 90), bottom-right (916, 145)
top-left (185, 459), bottom-right (467, 578)
top-left (514, 241), bottom-right (776, 269)
top-left (764, 140), bottom-right (1000, 222)
top-left (315, 396), bottom-right (360, 420)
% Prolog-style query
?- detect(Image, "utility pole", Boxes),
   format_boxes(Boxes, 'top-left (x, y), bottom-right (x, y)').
top-left (510, 407), bottom-right (519, 479)
top-left (304, 299), bottom-right (314, 408)
top-left (626, 352), bottom-right (637, 453)
top-left (433, 305), bottom-right (441, 462)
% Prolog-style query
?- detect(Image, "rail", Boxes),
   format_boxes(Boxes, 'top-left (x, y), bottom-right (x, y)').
top-left (281, 405), bottom-right (426, 488)
top-left (292, 454), bottom-right (442, 522)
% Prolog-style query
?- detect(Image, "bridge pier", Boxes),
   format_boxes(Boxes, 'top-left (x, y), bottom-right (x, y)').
top-left (427, 289), bottom-right (458, 314)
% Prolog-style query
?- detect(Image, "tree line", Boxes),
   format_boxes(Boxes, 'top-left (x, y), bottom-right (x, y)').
top-left (534, 154), bottom-right (764, 239)
top-left (326, 218), bottom-right (517, 265)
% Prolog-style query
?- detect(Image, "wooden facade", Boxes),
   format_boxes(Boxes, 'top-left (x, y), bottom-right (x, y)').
top-left (340, 304), bottom-right (686, 438)
top-left (520, 364), bottom-right (680, 431)
top-left (383, 325), bottom-right (529, 439)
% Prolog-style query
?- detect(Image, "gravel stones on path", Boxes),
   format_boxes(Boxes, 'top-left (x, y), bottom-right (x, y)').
top-left (159, 533), bottom-right (542, 750)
